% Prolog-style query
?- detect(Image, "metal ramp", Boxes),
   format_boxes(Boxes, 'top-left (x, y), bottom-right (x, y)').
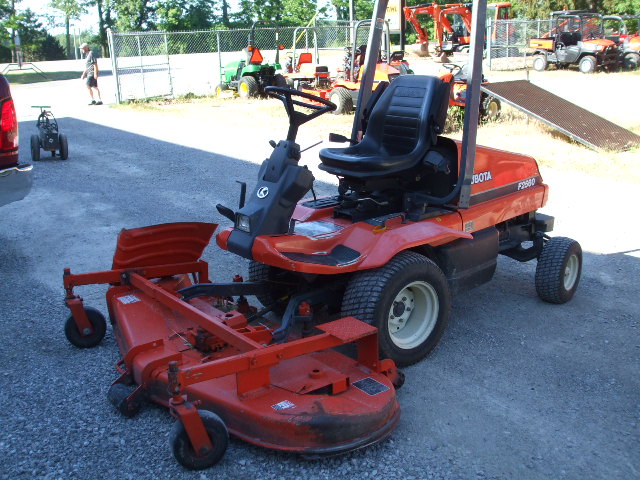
top-left (481, 80), bottom-right (640, 152)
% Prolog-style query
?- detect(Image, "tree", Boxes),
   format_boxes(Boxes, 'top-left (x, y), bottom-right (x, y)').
top-left (156, 0), bottom-right (214, 31)
top-left (113, 0), bottom-right (156, 31)
top-left (329, 0), bottom-right (373, 21)
top-left (50, 0), bottom-right (86, 58)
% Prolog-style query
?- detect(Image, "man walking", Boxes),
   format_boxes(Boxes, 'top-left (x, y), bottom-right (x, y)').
top-left (80, 43), bottom-right (103, 105)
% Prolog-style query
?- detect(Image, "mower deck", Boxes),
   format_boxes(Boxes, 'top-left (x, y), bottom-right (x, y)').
top-left (63, 222), bottom-right (401, 466)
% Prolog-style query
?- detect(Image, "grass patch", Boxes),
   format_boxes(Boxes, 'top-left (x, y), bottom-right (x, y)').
top-left (3, 70), bottom-right (80, 84)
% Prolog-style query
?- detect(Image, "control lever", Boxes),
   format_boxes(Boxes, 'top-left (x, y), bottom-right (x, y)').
top-left (216, 181), bottom-right (248, 223)
top-left (269, 140), bottom-right (277, 148)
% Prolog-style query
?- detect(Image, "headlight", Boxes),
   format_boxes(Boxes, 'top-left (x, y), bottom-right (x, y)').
top-left (236, 214), bottom-right (251, 233)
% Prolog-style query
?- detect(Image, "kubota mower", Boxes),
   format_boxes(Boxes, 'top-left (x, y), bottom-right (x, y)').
top-left (282, 27), bottom-right (332, 90)
top-left (62, 0), bottom-right (581, 471)
top-left (441, 63), bottom-right (501, 121)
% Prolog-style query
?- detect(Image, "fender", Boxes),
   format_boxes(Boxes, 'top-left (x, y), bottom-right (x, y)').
top-left (217, 214), bottom-right (472, 275)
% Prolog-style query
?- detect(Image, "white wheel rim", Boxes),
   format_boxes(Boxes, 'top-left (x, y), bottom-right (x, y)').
top-left (564, 254), bottom-right (579, 290)
top-left (387, 281), bottom-right (439, 349)
top-left (534, 58), bottom-right (543, 70)
top-left (580, 60), bottom-right (592, 73)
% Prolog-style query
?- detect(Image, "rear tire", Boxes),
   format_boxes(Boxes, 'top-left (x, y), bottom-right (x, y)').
top-left (329, 87), bottom-right (353, 115)
top-left (532, 55), bottom-right (548, 72)
top-left (59, 133), bottom-right (68, 160)
top-left (214, 83), bottom-right (227, 97)
top-left (274, 73), bottom-right (288, 88)
top-left (341, 251), bottom-right (450, 366)
top-left (578, 55), bottom-right (596, 74)
top-left (238, 76), bottom-right (259, 98)
top-left (535, 237), bottom-right (582, 304)
top-left (170, 410), bottom-right (228, 470)
top-left (30, 135), bottom-right (40, 161)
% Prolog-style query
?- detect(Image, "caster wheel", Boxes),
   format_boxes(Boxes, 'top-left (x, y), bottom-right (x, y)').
top-left (170, 410), bottom-right (229, 470)
top-left (64, 307), bottom-right (106, 348)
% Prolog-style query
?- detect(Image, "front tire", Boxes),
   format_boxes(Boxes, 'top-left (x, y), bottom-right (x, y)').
top-left (329, 87), bottom-right (353, 115)
top-left (535, 237), bottom-right (582, 304)
top-left (579, 55), bottom-right (596, 74)
top-left (341, 251), bottom-right (450, 366)
top-left (170, 410), bottom-right (229, 470)
top-left (30, 134), bottom-right (40, 161)
top-left (481, 95), bottom-right (501, 122)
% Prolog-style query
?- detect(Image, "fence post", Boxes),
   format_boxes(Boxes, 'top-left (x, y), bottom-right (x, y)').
top-left (487, 20), bottom-right (493, 70)
top-left (137, 34), bottom-right (147, 98)
top-left (164, 33), bottom-right (174, 97)
top-left (217, 30), bottom-right (222, 86)
top-left (107, 28), bottom-right (121, 104)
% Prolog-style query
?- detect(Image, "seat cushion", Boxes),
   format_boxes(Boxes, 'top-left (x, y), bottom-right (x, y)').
top-left (319, 75), bottom-right (451, 179)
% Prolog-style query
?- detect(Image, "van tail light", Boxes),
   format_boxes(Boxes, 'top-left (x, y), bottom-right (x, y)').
top-left (0, 98), bottom-right (19, 151)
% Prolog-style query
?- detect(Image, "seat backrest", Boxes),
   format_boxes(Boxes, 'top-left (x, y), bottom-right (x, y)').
top-left (361, 75), bottom-right (451, 156)
top-left (297, 52), bottom-right (312, 67)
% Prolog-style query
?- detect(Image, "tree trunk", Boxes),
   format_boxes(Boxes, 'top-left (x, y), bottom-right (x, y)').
top-left (222, 0), bottom-right (230, 28)
top-left (65, 16), bottom-right (71, 59)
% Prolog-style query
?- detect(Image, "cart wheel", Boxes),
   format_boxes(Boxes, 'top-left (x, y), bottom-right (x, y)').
top-left (107, 383), bottom-right (141, 418)
top-left (532, 55), bottom-right (547, 72)
top-left (30, 135), bottom-right (40, 161)
top-left (238, 76), bottom-right (259, 98)
top-left (64, 306), bottom-right (107, 348)
top-left (341, 251), bottom-right (451, 367)
top-left (535, 237), bottom-right (582, 304)
top-left (170, 410), bottom-right (228, 470)
top-left (329, 87), bottom-right (353, 115)
top-left (578, 55), bottom-right (596, 74)
top-left (58, 133), bottom-right (69, 160)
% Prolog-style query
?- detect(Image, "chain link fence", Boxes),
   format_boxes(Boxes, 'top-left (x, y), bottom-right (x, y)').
top-left (487, 19), bottom-right (553, 71)
top-left (108, 22), bottom-right (355, 103)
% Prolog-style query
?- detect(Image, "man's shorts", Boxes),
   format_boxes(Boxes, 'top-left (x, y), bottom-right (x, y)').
top-left (86, 77), bottom-right (98, 88)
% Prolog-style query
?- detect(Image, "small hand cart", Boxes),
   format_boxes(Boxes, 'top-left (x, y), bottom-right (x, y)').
top-left (30, 106), bottom-right (68, 161)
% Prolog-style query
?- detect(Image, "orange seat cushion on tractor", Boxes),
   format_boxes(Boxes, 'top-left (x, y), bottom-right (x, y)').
top-left (297, 52), bottom-right (313, 68)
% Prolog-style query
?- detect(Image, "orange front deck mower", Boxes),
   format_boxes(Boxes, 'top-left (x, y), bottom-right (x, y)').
top-left (62, 0), bottom-right (581, 471)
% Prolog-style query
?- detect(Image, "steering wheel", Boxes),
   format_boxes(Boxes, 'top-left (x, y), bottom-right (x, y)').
top-left (442, 63), bottom-right (462, 75)
top-left (265, 86), bottom-right (336, 141)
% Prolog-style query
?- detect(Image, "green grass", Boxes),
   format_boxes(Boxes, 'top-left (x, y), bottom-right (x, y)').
top-left (3, 70), bottom-right (80, 84)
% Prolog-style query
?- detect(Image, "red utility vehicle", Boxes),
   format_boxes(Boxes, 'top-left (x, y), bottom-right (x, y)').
top-left (603, 14), bottom-right (640, 69)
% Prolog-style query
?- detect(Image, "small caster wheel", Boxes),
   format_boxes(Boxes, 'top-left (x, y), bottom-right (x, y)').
top-left (64, 307), bottom-right (106, 348)
top-left (170, 410), bottom-right (229, 470)
top-left (107, 383), bottom-right (141, 418)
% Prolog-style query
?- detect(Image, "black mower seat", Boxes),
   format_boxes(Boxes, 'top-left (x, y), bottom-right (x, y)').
top-left (319, 75), bottom-right (452, 179)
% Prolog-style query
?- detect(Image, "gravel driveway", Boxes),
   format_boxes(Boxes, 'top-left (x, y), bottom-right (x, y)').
top-left (1, 69), bottom-right (638, 480)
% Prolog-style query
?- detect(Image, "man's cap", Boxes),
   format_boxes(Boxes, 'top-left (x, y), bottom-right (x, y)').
top-left (80, 43), bottom-right (89, 49)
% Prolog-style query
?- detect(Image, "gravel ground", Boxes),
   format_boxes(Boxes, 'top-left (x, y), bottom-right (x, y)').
top-left (1, 65), bottom-right (638, 480)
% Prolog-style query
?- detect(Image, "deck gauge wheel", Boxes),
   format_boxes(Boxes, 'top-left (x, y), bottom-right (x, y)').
top-left (170, 410), bottom-right (229, 470)
top-left (64, 307), bottom-right (107, 348)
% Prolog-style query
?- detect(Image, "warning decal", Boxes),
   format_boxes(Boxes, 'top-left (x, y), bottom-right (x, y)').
top-left (353, 377), bottom-right (390, 396)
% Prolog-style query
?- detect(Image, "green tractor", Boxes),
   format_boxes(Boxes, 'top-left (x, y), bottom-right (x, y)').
top-left (216, 21), bottom-right (287, 98)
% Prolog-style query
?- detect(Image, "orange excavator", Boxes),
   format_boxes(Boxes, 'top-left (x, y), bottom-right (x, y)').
top-left (403, 2), bottom-right (511, 58)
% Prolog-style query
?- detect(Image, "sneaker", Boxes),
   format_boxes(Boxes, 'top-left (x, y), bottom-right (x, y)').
top-left (89, 100), bottom-right (96, 105)
top-left (95, 100), bottom-right (103, 105)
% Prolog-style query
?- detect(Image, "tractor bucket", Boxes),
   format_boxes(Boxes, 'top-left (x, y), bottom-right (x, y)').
top-left (409, 43), bottom-right (430, 57)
